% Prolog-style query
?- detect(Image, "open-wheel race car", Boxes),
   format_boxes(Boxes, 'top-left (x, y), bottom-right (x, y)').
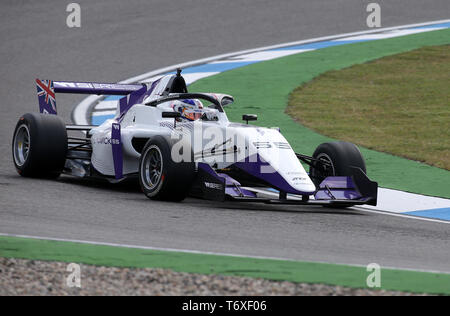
top-left (12, 69), bottom-right (377, 207)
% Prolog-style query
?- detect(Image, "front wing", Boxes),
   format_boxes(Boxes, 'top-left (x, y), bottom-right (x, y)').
top-left (190, 164), bottom-right (378, 207)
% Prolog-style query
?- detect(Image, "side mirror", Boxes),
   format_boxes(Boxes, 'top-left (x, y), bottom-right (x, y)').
top-left (162, 111), bottom-right (181, 118)
top-left (162, 111), bottom-right (181, 128)
top-left (242, 114), bottom-right (257, 124)
top-left (221, 96), bottom-right (234, 107)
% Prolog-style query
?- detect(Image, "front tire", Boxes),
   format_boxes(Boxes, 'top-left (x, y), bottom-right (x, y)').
top-left (310, 141), bottom-right (366, 187)
top-left (12, 113), bottom-right (68, 178)
top-left (139, 136), bottom-right (194, 202)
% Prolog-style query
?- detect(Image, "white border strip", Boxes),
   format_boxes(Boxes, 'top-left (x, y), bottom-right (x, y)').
top-left (354, 207), bottom-right (450, 225)
top-left (248, 187), bottom-right (449, 224)
top-left (120, 19), bottom-right (450, 84)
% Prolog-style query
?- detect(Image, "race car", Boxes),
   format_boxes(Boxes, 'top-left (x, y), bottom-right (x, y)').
top-left (12, 69), bottom-right (377, 207)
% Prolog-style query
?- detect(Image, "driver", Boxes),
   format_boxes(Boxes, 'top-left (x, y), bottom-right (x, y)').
top-left (171, 99), bottom-right (216, 121)
top-left (171, 99), bottom-right (203, 121)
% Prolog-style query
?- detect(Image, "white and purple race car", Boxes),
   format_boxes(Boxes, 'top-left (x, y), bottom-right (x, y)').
top-left (12, 70), bottom-right (377, 207)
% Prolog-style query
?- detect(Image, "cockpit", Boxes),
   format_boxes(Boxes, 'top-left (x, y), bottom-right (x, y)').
top-left (142, 69), bottom-right (234, 122)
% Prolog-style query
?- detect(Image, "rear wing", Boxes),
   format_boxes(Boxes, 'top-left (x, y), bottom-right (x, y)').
top-left (36, 79), bottom-right (145, 115)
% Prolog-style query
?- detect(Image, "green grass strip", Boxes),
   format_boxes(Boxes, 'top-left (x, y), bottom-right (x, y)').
top-left (189, 28), bottom-right (450, 198)
top-left (287, 45), bottom-right (450, 171)
top-left (1, 236), bottom-right (449, 294)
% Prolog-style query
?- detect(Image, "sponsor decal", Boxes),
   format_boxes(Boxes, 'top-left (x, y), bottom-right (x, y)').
top-left (93, 137), bottom-right (112, 145)
top-left (204, 182), bottom-right (223, 190)
top-left (253, 142), bottom-right (271, 149)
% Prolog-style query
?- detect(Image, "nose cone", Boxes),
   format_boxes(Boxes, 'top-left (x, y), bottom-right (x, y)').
top-left (233, 127), bottom-right (316, 195)
top-left (258, 149), bottom-right (317, 195)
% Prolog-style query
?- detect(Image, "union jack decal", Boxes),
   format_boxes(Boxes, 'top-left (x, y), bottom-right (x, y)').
top-left (36, 79), bottom-right (57, 114)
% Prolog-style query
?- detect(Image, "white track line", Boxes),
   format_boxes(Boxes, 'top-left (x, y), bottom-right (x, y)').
top-left (1, 232), bottom-right (448, 274)
top-left (335, 27), bottom-right (446, 41)
top-left (354, 207), bottom-right (450, 225)
top-left (246, 187), bottom-right (449, 224)
top-left (364, 188), bottom-right (450, 214)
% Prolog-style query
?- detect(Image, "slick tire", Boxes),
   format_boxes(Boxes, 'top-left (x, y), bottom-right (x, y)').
top-left (310, 141), bottom-right (366, 187)
top-left (12, 113), bottom-right (68, 178)
top-left (139, 136), bottom-right (195, 202)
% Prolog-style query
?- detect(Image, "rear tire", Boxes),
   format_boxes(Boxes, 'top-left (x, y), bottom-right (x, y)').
top-left (310, 141), bottom-right (366, 187)
top-left (12, 113), bottom-right (68, 178)
top-left (139, 136), bottom-right (194, 202)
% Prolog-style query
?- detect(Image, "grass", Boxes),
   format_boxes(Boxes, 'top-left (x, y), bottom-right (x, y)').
top-left (1, 235), bottom-right (450, 294)
top-left (287, 45), bottom-right (450, 170)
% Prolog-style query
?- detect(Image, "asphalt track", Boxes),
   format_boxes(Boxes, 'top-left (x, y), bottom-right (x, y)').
top-left (0, 1), bottom-right (449, 273)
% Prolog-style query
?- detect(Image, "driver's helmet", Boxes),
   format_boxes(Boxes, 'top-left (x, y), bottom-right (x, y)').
top-left (171, 99), bottom-right (204, 121)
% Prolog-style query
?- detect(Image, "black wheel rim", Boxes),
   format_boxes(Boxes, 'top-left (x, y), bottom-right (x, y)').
top-left (142, 145), bottom-right (163, 190)
top-left (312, 153), bottom-right (335, 185)
top-left (13, 124), bottom-right (30, 167)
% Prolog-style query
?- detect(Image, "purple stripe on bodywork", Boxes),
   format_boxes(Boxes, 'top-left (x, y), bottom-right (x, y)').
top-left (118, 85), bottom-right (148, 119)
top-left (314, 176), bottom-right (362, 200)
top-left (217, 173), bottom-right (241, 186)
top-left (111, 123), bottom-right (123, 180)
top-left (53, 81), bottom-right (144, 95)
top-left (318, 176), bottom-right (356, 189)
top-left (199, 165), bottom-right (257, 198)
top-left (135, 78), bottom-right (162, 104)
top-left (198, 163), bottom-right (221, 179)
top-left (219, 173), bottom-right (257, 198)
top-left (233, 154), bottom-right (314, 195)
